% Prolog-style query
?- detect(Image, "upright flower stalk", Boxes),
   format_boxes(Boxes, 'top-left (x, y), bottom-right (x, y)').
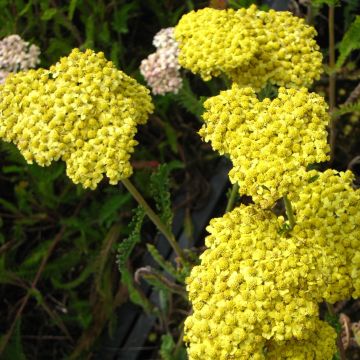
top-left (121, 178), bottom-right (187, 264)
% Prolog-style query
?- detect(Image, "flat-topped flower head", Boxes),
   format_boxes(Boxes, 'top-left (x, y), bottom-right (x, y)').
top-left (0, 48), bottom-right (154, 189)
top-left (199, 85), bottom-right (330, 207)
top-left (175, 5), bottom-right (322, 91)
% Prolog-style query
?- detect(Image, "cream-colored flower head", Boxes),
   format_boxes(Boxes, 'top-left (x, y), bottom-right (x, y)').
top-left (0, 48), bottom-right (154, 189)
top-left (0, 34), bottom-right (40, 83)
top-left (140, 27), bottom-right (182, 95)
top-left (175, 5), bottom-right (322, 91)
top-left (199, 85), bottom-right (330, 207)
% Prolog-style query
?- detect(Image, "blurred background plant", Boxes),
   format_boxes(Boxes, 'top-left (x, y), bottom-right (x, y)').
top-left (0, 0), bottom-right (359, 359)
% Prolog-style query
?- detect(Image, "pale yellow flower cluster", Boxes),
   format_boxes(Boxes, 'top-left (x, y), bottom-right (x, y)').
top-left (200, 85), bottom-right (330, 207)
top-left (0, 48), bottom-right (153, 189)
top-left (185, 168), bottom-right (360, 359)
top-left (174, 5), bottom-right (322, 90)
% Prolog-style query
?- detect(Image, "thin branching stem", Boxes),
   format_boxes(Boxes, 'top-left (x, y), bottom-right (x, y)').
top-left (121, 178), bottom-right (187, 265)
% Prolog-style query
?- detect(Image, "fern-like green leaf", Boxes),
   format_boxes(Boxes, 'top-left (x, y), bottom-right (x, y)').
top-left (147, 244), bottom-right (184, 282)
top-left (175, 78), bottom-right (204, 118)
top-left (117, 207), bottom-right (154, 313)
top-left (337, 16), bottom-right (360, 68)
top-left (333, 101), bottom-right (360, 116)
top-left (150, 161), bottom-right (183, 228)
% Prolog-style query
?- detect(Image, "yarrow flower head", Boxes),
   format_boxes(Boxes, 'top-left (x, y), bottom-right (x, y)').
top-left (175, 5), bottom-right (322, 91)
top-left (0, 34), bottom-right (40, 83)
top-left (0, 48), bottom-right (154, 189)
top-left (140, 27), bottom-right (182, 95)
top-left (199, 85), bottom-right (330, 207)
top-left (184, 169), bottom-right (360, 359)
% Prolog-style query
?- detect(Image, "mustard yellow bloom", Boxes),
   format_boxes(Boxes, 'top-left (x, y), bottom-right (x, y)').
top-left (0, 48), bottom-right (154, 189)
top-left (175, 5), bottom-right (322, 90)
top-left (199, 85), bottom-right (330, 207)
top-left (185, 169), bottom-right (360, 359)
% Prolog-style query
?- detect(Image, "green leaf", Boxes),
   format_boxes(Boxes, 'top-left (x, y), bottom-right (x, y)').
top-left (18, 0), bottom-right (32, 16)
top-left (0, 198), bottom-right (19, 214)
top-left (52, 263), bottom-right (94, 290)
top-left (150, 161), bottom-right (183, 228)
top-left (1, 319), bottom-right (26, 360)
top-left (112, 3), bottom-right (138, 34)
top-left (147, 244), bottom-right (183, 282)
top-left (98, 193), bottom-right (131, 226)
top-left (41, 8), bottom-right (58, 21)
top-left (159, 333), bottom-right (187, 360)
top-left (334, 101), bottom-right (360, 117)
top-left (164, 123), bottom-right (179, 154)
top-left (337, 16), bottom-right (360, 68)
top-left (174, 78), bottom-right (204, 119)
top-left (68, 0), bottom-right (77, 20)
top-left (117, 207), bottom-right (154, 313)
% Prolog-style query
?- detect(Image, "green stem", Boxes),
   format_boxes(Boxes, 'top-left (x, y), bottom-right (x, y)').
top-left (121, 178), bottom-right (187, 265)
top-left (283, 195), bottom-right (295, 229)
top-left (225, 183), bottom-right (239, 213)
top-left (328, 4), bottom-right (337, 163)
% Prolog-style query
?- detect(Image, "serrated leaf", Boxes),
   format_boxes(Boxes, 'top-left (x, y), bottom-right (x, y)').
top-left (150, 161), bottom-right (183, 228)
top-left (337, 16), bottom-right (360, 68)
top-left (117, 207), bottom-right (154, 313)
top-left (333, 101), bottom-right (360, 117)
top-left (174, 78), bottom-right (204, 118)
top-left (147, 244), bottom-right (182, 282)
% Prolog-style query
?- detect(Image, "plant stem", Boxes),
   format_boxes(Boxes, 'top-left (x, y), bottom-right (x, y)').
top-left (326, 303), bottom-right (347, 360)
top-left (121, 178), bottom-right (187, 264)
top-left (225, 183), bottom-right (239, 213)
top-left (283, 195), bottom-right (295, 229)
top-left (328, 4), bottom-right (336, 163)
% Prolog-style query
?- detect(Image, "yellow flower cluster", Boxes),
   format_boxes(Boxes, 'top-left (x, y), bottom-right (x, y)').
top-left (199, 85), bottom-right (330, 207)
top-left (0, 48), bottom-right (154, 189)
top-left (174, 5), bottom-right (322, 90)
top-left (184, 170), bottom-right (360, 359)
top-left (292, 169), bottom-right (360, 301)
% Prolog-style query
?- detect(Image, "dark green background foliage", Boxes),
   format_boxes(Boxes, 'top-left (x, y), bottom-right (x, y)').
top-left (0, 0), bottom-right (360, 359)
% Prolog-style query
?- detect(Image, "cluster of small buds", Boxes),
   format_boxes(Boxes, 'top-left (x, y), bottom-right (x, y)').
top-left (199, 85), bottom-right (330, 207)
top-left (174, 5), bottom-right (322, 91)
top-left (0, 48), bottom-right (154, 189)
top-left (140, 27), bottom-right (182, 95)
top-left (185, 168), bottom-right (360, 359)
top-left (0, 34), bottom-right (40, 83)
